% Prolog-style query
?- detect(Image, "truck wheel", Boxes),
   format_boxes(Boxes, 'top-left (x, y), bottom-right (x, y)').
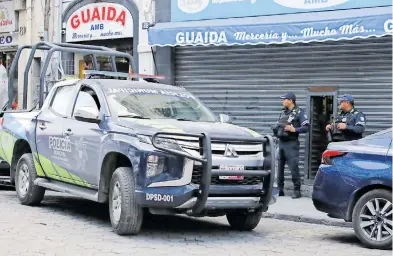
top-left (352, 189), bottom-right (392, 250)
top-left (15, 153), bottom-right (45, 205)
top-left (226, 209), bottom-right (263, 231)
top-left (109, 167), bottom-right (143, 235)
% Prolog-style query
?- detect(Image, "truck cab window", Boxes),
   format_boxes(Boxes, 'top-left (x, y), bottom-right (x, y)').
top-left (73, 87), bottom-right (101, 116)
top-left (50, 85), bottom-right (75, 116)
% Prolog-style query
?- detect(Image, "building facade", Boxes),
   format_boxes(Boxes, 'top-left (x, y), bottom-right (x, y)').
top-left (59, 0), bottom-right (155, 78)
top-left (149, 0), bottom-right (393, 189)
top-left (0, 0), bottom-right (47, 109)
top-left (0, 0), bottom-right (157, 108)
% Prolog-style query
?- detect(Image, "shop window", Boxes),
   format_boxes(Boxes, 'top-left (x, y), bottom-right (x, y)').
top-left (80, 39), bottom-right (134, 74)
top-left (83, 54), bottom-right (131, 73)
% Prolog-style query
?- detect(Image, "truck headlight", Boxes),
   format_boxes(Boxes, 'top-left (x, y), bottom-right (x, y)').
top-left (154, 137), bottom-right (183, 152)
top-left (146, 155), bottom-right (165, 177)
top-left (137, 135), bottom-right (152, 144)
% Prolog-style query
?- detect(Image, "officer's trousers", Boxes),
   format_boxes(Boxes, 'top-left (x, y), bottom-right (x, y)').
top-left (277, 139), bottom-right (301, 190)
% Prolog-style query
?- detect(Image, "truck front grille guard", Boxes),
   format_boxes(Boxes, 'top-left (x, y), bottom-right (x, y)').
top-left (152, 132), bottom-right (276, 215)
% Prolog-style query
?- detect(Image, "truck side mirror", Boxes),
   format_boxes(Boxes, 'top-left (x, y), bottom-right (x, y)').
top-left (219, 114), bottom-right (232, 123)
top-left (74, 107), bottom-right (101, 124)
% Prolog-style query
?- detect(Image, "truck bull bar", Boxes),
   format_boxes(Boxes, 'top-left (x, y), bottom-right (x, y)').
top-left (152, 132), bottom-right (275, 215)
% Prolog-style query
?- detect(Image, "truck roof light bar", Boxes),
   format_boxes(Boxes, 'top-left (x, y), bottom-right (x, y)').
top-left (83, 70), bottom-right (166, 80)
top-left (128, 73), bottom-right (166, 80)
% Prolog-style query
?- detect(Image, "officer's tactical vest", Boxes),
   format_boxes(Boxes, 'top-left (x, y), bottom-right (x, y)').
top-left (276, 107), bottom-right (300, 141)
top-left (331, 108), bottom-right (362, 142)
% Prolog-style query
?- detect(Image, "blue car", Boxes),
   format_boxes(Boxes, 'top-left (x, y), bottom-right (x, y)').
top-left (312, 128), bottom-right (392, 250)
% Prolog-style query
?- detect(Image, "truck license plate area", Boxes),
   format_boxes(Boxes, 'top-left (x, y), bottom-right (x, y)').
top-left (219, 165), bottom-right (244, 180)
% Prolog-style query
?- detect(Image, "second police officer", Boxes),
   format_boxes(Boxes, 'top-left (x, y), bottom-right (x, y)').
top-left (272, 92), bottom-right (310, 199)
top-left (326, 94), bottom-right (366, 142)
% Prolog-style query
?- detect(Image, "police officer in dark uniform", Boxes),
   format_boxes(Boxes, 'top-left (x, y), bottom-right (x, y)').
top-left (272, 92), bottom-right (310, 199)
top-left (326, 94), bottom-right (366, 142)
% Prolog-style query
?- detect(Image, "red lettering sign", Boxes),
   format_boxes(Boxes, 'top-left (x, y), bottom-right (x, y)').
top-left (71, 15), bottom-right (80, 29)
top-left (69, 4), bottom-right (128, 30)
top-left (116, 11), bottom-right (126, 26)
top-left (91, 7), bottom-right (101, 21)
top-left (81, 9), bottom-right (90, 23)
top-left (107, 7), bottom-right (116, 21)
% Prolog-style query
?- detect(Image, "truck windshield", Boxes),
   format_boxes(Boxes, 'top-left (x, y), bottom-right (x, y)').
top-left (105, 87), bottom-right (217, 122)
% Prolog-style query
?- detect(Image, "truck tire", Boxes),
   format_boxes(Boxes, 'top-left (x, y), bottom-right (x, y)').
top-left (226, 209), bottom-right (263, 231)
top-left (15, 153), bottom-right (45, 205)
top-left (352, 189), bottom-right (392, 250)
top-left (109, 167), bottom-right (143, 235)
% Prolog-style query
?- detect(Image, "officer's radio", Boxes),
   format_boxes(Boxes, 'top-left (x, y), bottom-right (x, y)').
top-left (328, 114), bottom-right (345, 142)
top-left (273, 113), bottom-right (293, 140)
top-left (332, 115), bottom-right (344, 135)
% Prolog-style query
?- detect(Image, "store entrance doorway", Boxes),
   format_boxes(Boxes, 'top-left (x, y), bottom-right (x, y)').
top-left (306, 88), bottom-right (337, 181)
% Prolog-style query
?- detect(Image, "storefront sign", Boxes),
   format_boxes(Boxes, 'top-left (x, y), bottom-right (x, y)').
top-left (171, 0), bottom-right (392, 22)
top-left (149, 13), bottom-right (393, 46)
top-left (0, 33), bottom-right (17, 47)
top-left (0, 1), bottom-right (15, 33)
top-left (65, 3), bottom-right (133, 42)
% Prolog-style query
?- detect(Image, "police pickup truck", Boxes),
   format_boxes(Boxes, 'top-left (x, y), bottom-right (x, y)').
top-left (0, 42), bottom-right (277, 235)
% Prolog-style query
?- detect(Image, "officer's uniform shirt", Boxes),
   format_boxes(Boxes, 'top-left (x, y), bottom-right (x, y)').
top-left (333, 108), bottom-right (366, 141)
top-left (276, 106), bottom-right (310, 140)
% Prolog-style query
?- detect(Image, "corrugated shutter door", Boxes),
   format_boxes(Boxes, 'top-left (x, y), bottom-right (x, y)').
top-left (174, 36), bottom-right (392, 183)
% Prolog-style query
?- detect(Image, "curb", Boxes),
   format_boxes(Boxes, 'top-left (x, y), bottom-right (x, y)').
top-left (262, 212), bottom-right (352, 228)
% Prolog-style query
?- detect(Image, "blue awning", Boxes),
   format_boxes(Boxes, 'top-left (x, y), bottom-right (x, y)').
top-left (148, 6), bottom-right (392, 47)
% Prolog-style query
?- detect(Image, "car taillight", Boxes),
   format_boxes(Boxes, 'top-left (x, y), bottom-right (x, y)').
top-left (321, 150), bottom-right (347, 165)
top-left (0, 118), bottom-right (4, 126)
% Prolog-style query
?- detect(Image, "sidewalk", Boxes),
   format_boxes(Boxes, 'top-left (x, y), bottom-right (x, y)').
top-left (263, 195), bottom-right (352, 228)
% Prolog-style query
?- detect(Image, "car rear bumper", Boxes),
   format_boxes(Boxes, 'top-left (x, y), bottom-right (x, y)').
top-left (312, 165), bottom-right (347, 219)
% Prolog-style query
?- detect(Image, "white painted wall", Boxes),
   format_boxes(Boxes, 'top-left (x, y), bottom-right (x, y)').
top-left (17, 0), bottom-right (45, 108)
top-left (135, 0), bottom-right (155, 76)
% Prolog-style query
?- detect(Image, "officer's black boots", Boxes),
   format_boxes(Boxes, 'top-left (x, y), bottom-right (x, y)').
top-left (292, 189), bottom-right (301, 199)
top-left (279, 190), bottom-right (285, 196)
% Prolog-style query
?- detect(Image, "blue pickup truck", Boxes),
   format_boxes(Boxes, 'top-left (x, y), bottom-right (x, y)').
top-left (0, 42), bottom-right (277, 235)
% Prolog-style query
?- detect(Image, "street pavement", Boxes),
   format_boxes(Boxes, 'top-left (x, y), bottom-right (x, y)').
top-left (265, 195), bottom-right (351, 227)
top-left (0, 187), bottom-right (391, 256)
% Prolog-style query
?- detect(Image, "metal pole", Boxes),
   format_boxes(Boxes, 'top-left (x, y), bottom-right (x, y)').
top-left (43, 0), bottom-right (52, 98)
top-left (50, 0), bottom-right (64, 82)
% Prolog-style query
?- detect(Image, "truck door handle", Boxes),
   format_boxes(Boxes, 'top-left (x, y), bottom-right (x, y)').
top-left (63, 129), bottom-right (73, 136)
top-left (39, 124), bottom-right (47, 130)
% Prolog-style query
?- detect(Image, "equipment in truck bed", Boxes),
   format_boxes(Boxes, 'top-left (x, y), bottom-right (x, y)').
top-left (6, 41), bottom-right (140, 111)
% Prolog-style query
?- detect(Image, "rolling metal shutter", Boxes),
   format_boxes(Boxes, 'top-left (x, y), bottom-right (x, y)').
top-left (174, 36), bottom-right (392, 183)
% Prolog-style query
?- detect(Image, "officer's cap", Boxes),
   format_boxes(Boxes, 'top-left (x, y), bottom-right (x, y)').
top-left (280, 92), bottom-right (296, 102)
top-left (338, 94), bottom-right (354, 103)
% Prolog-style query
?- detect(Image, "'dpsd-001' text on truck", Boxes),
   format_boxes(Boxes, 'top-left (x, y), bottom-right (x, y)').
top-left (0, 42), bottom-right (278, 235)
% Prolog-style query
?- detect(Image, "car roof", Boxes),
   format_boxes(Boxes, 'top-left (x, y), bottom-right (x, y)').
top-left (328, 127), bottom-right (392, 154)
top-left (363, 127), bottom-right (392, 139)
